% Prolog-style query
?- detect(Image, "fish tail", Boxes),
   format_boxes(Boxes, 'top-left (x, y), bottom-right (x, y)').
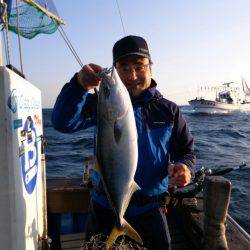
top-left (122, 220), bottom-right (143, 245)
top-left (106, 219), bottom-right (143, 249)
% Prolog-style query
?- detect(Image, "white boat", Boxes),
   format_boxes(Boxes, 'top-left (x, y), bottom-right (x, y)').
top-left (189, 81), bottom-right (250, 113)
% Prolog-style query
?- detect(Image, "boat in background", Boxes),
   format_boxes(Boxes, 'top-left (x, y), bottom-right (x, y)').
top-left (189, 80), bottom-right (250, 114)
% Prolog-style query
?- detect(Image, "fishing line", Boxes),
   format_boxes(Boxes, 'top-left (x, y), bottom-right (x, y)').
top-left (56, 22), bottom-right (100, 95)
top-left (115, 0), bottom-right (126, 36)
top-left (57, 24), bottom-right (84, 68)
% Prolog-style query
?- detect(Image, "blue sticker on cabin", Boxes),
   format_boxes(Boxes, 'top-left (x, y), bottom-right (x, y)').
top-left (13, 119), bottom-right (22, 129)
top-left (7, 89), bottom-right (18, 113)
top-left (20, 117), bottom-right (38, 194)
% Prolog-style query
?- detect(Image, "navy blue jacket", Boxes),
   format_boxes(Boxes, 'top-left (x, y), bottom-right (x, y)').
top-left (52, 74), bottom-right (195, 215)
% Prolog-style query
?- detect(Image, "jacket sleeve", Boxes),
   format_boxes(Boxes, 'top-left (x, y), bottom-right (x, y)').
top-left (169, 106), bottom-right (196, 174)
top-left (51, 73), bottom-right (97, 133)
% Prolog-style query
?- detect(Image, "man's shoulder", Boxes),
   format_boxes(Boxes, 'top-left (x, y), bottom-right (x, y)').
top-left (154, 89), bottom-right (180, 115)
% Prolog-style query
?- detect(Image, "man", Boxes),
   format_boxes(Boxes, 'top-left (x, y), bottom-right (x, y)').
top-left (52, 35), bottom-right (195, 249)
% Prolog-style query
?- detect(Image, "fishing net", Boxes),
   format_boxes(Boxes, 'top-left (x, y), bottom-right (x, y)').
top-left (5, 0), bottom-right (63, 39)
top-left (80, 234), bottom-right (147, 250)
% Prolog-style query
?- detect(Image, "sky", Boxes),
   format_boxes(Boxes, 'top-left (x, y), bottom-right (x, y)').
top-left (3, 0), bottom-right (250, 108)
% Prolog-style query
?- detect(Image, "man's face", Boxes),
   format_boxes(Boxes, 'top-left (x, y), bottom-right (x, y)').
top-left (115, 56), bottom-right (152, 97)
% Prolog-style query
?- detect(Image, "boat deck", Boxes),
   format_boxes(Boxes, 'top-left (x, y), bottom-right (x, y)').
top-left (59, 225), bottom-right (193, 250)
top-left (47, 178), bottom-right (250, 250)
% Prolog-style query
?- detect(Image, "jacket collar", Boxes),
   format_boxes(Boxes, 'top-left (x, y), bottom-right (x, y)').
top-left (129, 79), bottom-right (162, 105)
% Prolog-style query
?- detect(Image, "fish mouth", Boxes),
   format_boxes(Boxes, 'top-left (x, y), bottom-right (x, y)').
top-left (99, 67), bottom-right (115, 88)
top-left (99, 67), bottom-right (113, 77)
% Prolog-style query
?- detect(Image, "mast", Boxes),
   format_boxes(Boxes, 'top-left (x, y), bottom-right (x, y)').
top-left (0, 27), bottom-right (2, 66)
top-left (244, 82), bottom-right (250, 94)
top-left (0, 0), bottom-right (5, 66)
top-left (242, 77), bottom-right (245, 93)
top-left (242, 77), bottom-right (250, 95)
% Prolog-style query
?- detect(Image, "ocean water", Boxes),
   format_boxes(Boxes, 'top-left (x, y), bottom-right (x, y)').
top-left (43, 107), bottom-right (250, 233)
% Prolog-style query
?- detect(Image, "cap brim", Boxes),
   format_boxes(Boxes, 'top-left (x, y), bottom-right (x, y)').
top-left (113, 52), bottom-right (151, 64)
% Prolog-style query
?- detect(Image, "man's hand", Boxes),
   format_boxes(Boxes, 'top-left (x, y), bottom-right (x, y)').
top-left (168, 162), bottom-right (192, 187)
top-left (77, 63), bottom-right (103, 90)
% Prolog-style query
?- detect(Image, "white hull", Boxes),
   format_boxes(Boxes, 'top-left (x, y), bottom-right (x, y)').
top-left (189, 99), bottom-right (250, 114)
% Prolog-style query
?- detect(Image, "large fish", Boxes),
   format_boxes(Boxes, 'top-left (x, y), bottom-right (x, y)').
top-left (95, 68), bottom-right (143, 249)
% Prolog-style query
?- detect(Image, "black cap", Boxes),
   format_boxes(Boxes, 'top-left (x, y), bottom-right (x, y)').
top-left (113, 35), bottom-right (151, 65)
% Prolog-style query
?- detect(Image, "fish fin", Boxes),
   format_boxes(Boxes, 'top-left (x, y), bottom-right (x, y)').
top-left (131, 181), bottom-right (140, 192)
top-left (121, 181), bottom-right (141, 218)
top-left (114, 120), bottom-right (123, 144)
top-left (122, 220), bottom-right (143, 245)
top-left (106, 220), bottom-right (143, 249)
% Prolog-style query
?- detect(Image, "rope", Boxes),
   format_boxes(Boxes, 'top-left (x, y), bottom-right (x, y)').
top-left (115, 0), bottom-right (126, 36)
top-left (16, 0), bottom-right (24, 73)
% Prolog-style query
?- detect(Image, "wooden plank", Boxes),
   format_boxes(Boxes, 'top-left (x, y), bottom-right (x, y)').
top-left (47, 189), bottom-right (90, 213)
top-left (47, 178), bottom-right (84, 189)
top-left (61, 233), bottom-right (86, 242)
top-left (47, 179), bottom-right (90, 213)
top-left (61, 239), bottom-right (83, 249)
top-left (61, 233), bottom-right (85, 250)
